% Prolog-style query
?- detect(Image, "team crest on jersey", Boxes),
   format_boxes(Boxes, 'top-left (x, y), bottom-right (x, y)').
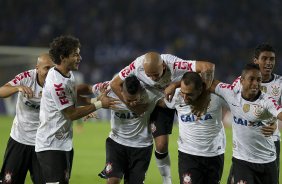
top-left (4, 171), bottom-right (12, 183)
top-left (271, 85), bottom-right (280, 96)
top-left (105, 162), bottom-right (113, 174)
top-left (260, 86), bottom-right (267, 93)
top-left (243, 104), bottom-right (250, 113)
top-left (183, 173), bottom-right (192, 184)
top-left (253, 105), bottom-right (263, 117)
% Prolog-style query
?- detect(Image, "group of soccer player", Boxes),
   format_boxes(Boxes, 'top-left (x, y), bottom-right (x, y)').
top-left (0, 35), bottom-right (281, 184)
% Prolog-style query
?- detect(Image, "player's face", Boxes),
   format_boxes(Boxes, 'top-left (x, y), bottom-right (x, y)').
top-left (37, 58), bottom-right (54, 80)
top-left (241, 69), bottom-right (262, 97)
top-left (144, 63), bottom-right (165, 82)
top-left (65, 48), bottom-right (82, 71)
top-left (180, 81), bottom-right (202, 104)
top-left (121, 90), bottom-right (141, 107)
top-left (254, 51), bottom-right (275, 77)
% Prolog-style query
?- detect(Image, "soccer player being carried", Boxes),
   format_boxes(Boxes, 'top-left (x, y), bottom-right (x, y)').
top-left (0, 53), bottom-right (54, 184)
top-left (88, 75), bottom-right (162, 184)
top-left (35, 35), bottom-right (119, 184)
top-left (110, 52), bottom-right (214, 184)
top-left (209, 63), bottom-right (281, 184)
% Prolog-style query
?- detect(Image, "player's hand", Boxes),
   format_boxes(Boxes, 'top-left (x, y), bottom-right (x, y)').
top-left (164, 82), bottom-right (179, 102)
top-left (261, 120), bottom-right (277, 137)
top-left (17, 85), bottom-right (33, 98)
top-left (83, 112), bottom-right (99, 121)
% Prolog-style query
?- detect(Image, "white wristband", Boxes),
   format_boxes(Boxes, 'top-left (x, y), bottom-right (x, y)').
top-left (93, 101), bottom-right (102, 110)
top-left (90, 97), bottom-right (98, 103)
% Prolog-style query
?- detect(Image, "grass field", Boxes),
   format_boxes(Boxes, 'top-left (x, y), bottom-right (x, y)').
top-left (0, 115), bottom-right (281, 184)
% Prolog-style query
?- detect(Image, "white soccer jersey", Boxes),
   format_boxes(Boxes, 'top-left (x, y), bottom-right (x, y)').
top-left (232, 74), bottom-right (282, 141)
top-left (215, 82), bottom-right (282, 163)
top-left (8, 69), bottom-right (42, 146)
top-left (93, 83), bottom-right (161, 147)
top-left (36, 67), bottom-right (76, 152)
top-left (165, 89), bottom-right (226, 156)
top-left (118, 54), bottom-right (196, 95)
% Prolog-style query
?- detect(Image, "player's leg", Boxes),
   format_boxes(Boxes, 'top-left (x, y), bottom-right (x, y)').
top-left (274, 140), bottom-right (280, 183)
top-left (150, 106), bottom-right (175, 184)
top-left (257, 160), bottom-right (277, 184)
top-left (36, 150), bottom-right (72, 184)
top-left (105, 138), bottom-right (126, 184)
top-left (125, 145), bottom-right (153, 184)
top-left (204, 154), bottom-right (224, 184)
top-left (178, 151), bottom-right (204, 184)
top-left (28, 146), bottom-right (44, 184)
top-left (227, 163), bottom-right (234, 184)
top-left (232, 157), bottom-right (255, 184)
top-left (0, 137), bottom-right (29, 184)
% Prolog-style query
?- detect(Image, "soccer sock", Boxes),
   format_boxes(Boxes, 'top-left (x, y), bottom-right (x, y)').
top-left (155, 151), bottom-right (172, 184)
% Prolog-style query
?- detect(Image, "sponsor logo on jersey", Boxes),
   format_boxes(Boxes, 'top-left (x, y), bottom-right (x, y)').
top-left (24, 101), bottom-right (40, 109)
top-left (114, 112), bottom-right (138, 119)
top-left (271, 85), bottom-right (280, 96)
top-left (180, 114), bottom-right (212, 122)
top-left (12, 71), bottom-right (31, 85)
top-left (268, 96), bottom-right (281, 110)
top-left (233, 116), bottom-right (263, 127)
top-left (173, 61), bottom-right (193, 71)
top-left (182, 173), bottom-right (192, 184)
top-left (54, 83), bottom-right (69, 105)
top-left (219, 83), bottom-right (235, 90)
top-left (120, 62), bottom-right (135, 78)
top-left (243, 104), bottom-right (250, 113)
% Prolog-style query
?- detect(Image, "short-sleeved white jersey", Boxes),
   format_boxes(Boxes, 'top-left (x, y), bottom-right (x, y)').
top-left (93, 82), bottom-right (161, 147)
top-left (232, 74), bottom-right (282, 141)
top-left (215, 82), bottom-right (282, 163)
top-left (8, 69), bottom-right (42, 146)
top-left (36, 67), bottom-right (76, 152)
top-left (165, 89), bottom-right (226, 156)
top-left (118, 54), bottom-right (196, 95)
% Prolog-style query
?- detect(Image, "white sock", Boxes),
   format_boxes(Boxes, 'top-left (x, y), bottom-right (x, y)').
top-left (155, 152), bottom-right (172, 184)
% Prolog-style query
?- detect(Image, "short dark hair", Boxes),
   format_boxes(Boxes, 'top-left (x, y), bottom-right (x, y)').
top-left (123, 75), bottom-right (141, 95)
top-left (49, 35), bottom-right (81, 64)
top-left (241, 63), bottom-right (260, 77)
top-left (254, 43), bottom-right (275, 59)
top-left (181, 72), bottom-right (203, 91)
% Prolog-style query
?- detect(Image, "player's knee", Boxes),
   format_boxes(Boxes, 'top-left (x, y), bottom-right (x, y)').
top-left (155, 142), bottom-right (168, 153)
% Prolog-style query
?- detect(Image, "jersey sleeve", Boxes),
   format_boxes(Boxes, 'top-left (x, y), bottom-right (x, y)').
top-left (163, 88), bottom-right (180, 109)
top-left (91, 81), bottom-right (110, 97)
top-left (215, 82), bottom-right (235, 102)
top-left (265, 96), bottom-right (282, 117)
top-left (50, 82), bottom-right (74, 111)
top-left (8, 70), bottom-right (33, 87)
top-left (231, 76), bottom-right (241, 93)
top-left (118, 56), bottom-right (143, 80)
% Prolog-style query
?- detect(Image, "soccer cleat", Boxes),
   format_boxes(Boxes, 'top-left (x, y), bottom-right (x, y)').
top-left (98, 169), bottom-right (107, 179)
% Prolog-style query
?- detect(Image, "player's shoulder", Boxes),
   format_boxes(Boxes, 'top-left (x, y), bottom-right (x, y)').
top-left (273, 73), bottom-right (282, 82)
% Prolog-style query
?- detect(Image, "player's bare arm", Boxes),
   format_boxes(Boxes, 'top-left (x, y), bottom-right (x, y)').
top-left (164, 81), bottom-right (180, 102)
top-left (110, 75), bottom-right (125, 103)
top-left (196, 61), bottom-right (215, 89)
top-left (0, 83), bottom-right (33, 98)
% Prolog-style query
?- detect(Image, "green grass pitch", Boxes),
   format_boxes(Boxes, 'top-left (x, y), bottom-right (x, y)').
top-left (0, 115), bottom-right (281, 183)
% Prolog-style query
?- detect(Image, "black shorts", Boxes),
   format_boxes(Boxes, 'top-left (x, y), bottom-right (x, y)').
top-left (150, 106), bottom-right (176, 138)
top-left (274, 140), bottom-right (280, 182)
top-left (0, 137), bottom-right (43, 184)
top-left (36, 149), bottom-right (74, 184)
top-left (232, 157), bottom-right (277, 184)
top-left (178, 151), bottom-right (224, 184)
top-left (105, 137), bottom-right (153, 184)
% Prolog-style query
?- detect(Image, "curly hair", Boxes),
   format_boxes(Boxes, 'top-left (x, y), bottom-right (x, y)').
top-left (49, 35), bottom-right (81, 64)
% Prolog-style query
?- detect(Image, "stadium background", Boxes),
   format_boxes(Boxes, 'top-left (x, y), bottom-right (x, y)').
top-left (0, 0), bottom-right (281, 183)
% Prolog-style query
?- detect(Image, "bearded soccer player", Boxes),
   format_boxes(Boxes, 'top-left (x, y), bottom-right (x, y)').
top-left (157, 72), bottom-right (227, 184)
top-left (35, 35), bottom-right (118, 184)
top-left (0, 54), bottom-right (54, 184)
top-left (228, 43), bottom-right (281, 184)
top-left (210, 63), bottom-right (281, 184)
top-left (110, 52), bottom-right (214, 184)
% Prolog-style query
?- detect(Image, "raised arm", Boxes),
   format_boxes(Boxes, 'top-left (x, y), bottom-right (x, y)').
top-left (209, 79), bottom-right (220, 93)
top-left (195, 61), bottom-right (215, 89)
top-left (110, 75), bottom-right (125, 103)
top-left (0, 83), bottom-right (33, 98)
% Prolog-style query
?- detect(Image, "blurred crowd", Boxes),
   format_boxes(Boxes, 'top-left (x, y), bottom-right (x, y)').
top-left (1, 0), bottom-right (282, 83)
